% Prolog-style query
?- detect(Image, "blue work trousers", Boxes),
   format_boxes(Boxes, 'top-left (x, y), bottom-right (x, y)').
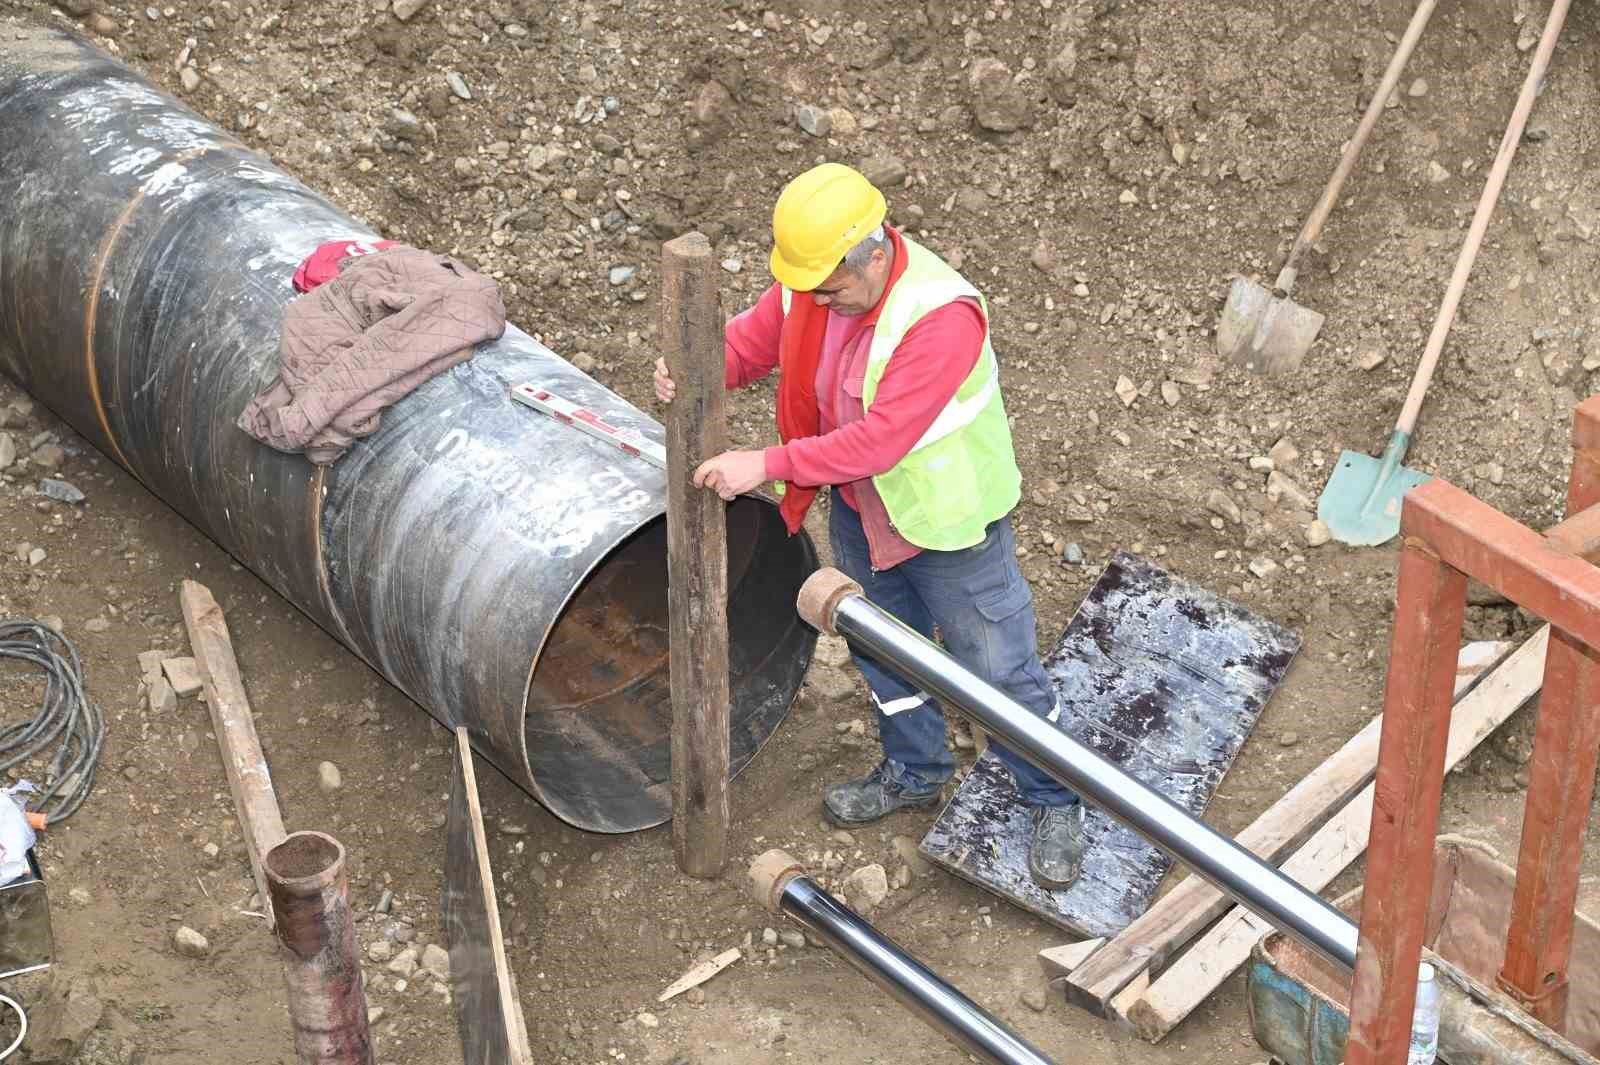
top-left (828, 498), bottom-right (1078, 808)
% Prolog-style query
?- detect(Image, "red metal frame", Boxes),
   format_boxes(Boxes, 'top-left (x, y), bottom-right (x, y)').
top-left (1346, 396), bottom-right (1600, 1063)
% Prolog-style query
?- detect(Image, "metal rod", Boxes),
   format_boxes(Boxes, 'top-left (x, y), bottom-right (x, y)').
top-left (265, 832), bottom-right (374, 1065)
top-left (797, 570), bottom-right (1361, 972)
top-left (749, 850), bottom-right (1055, 1065)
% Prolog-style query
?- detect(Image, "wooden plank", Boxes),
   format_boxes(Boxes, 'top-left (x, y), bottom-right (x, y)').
top-left (443, 727), bottom-right (534, 1065)
top-left (920, 551), bottom-right (1299, 939)
top-left (1038, 938), bottom-right (1105, 980)
top-left (179, 579), bottom-right (287, 928)
top-left (1063, 634), bottom-right (1516, 1014)
top-left (1109, 629), bottom-right (1545, 1041)
top-left (658, 946), bottom-right (743, 1003)
top-left (660, 230), bottom-right (730, 879)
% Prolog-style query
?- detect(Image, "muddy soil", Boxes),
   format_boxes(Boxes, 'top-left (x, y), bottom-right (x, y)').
top-left (1, 0), bottom-right (1599, 1062)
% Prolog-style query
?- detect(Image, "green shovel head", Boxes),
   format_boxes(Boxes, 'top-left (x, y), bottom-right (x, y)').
top-left (1316, 431), bottom-right (1433, 547)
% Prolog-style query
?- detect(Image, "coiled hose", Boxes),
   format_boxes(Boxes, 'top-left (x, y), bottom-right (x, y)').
top-left (0, 622), bottom-right (105, 823)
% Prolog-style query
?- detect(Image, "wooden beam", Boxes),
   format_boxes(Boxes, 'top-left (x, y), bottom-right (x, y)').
top-left (1038, 938), bottom-right (1105, 981)
top-left (180, 579), bottom-right (288, 928)
top-left (661, 231), bottom-right (731, 879)
top-left (1063, 637), bottom-right (1514, 1014)
top-left (1114, 626), bottom-right (1547, 1042)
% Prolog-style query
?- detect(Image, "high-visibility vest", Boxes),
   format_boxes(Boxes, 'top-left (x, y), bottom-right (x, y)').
top-left (779, 235), bottom-right (1021, 551)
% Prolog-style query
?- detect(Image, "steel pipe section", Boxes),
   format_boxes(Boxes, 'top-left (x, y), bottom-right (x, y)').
top-left (0, 27), bottom-right (817, 834)
top-left (798, 569), bottom-right (1361, 972)
top-left (749, 850), bottom-right (1055, 1065)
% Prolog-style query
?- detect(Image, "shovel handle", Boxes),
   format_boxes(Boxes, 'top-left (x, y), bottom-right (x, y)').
top-left (1396, 0), bottom-right (1570, 436)
top-left (1276, 0), bottom-right (1438, 293)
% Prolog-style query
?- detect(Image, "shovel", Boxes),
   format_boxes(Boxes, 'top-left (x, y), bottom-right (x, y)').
top-left (1217, 0), bottom-right (1438, 375)
top-left (1318, 0), bottom-right (1571, 547)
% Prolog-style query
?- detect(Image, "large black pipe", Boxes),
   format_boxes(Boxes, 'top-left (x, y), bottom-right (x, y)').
top-left (0, 27), bottom-right (817, 833)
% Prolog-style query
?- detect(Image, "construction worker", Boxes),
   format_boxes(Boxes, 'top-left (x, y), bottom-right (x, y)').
top-left (653, 162), bottom-right (1085, 890)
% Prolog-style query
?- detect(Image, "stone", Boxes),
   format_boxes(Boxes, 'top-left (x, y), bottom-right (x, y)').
top-left (1114, 376), bottom-right (1138, 407)
top-left (162, 656), bottom-right (203, 696)
top-left (202, 842), bottom-right (219, 859)
top-left (367, 1006), bottom-right (386, 1025)
top-left (1021, 987), bottom-right (1048, 1012)
top-left (1268, 438), bottom-right (1300, 468)
top-left (761, 927), bottom-right (779, 947)
top-left (842, 864), bottom-right (889, 910)
top-left (891, 835), bottom-right (931, 877)
top-left (1279, 731), bottom-right (1300, 748)
top-left (1357, 350), bottom-right (1386, 371)
top-left (815, 635), bottom-right (851, 668)
top-left (392, 0), bottom-right (426, 20)
top-left (570, 352), bottom-right (597, 374)
top-left (1206, 489), bottom-right (1242, 525)
top-left (1063, 542), bottom-right (1084, 564)
top-left (318, 761), bottom-right (343, 791)
top-left (446, 72), bottom-right (471, 101)
top-left (1266, 471), bottom-right (1314, 511)
top-left (421, 943), bottom-right (450, 979)
top-left (1474, 461), bottom-right (1505, 486)
top-left (0, 433), bottom-right (14, 469)
top-left (968, 57), bottom-right (1031, 132)
top-left (368, 940), bottom-right (395, 963)
top-left (180, 67), bottom-right (200, 92)
top-left (829, 829), bottom-right (855, 846)
top-left (1248, 456), bottom-right (1275, 472)
top-left (1427, 160), bottom-right (1450, 184)
top-left (721, 258), bottom-right (742, 274)
top-left (796, 104), bottom-right (831, 137)
top-left (387, 947), bottom-right (419, 978)
top-left (377, 889), bottom-right (395, 913)
top-left (1160, 381), bottom-right (1181, 407)
top-left (32, 443), bottom-right (65, 469)
top-left (1045, 40), bottom-right (1077, 103)
top-left (40, 478), bottom-right (85, 503)
top-left (686, 987), bottom-right (707, 1005)
top-left (28, 547), bottom-right (46, 567)
top-left (1408, 78), bottom-right (1429, 98)
top-left (1118, 188), bottom-right (1139, 205)
top-left (860, 154), bottom-right (907, 188)
top-left (149, 677), bottom-right (177, 714)
top-left (1248, 557), bottom-right (1280, 579)
top-left (780, 930), bottom-right (806, 949)
top-left (138, 649), bottom-right (169, 676)
top-left (1030, 242), bottom-right (1056, 274)
top-left (84, 617), bottom-right (110, 633)
top-left (27, 981), bottom-right (104, 1063)
top-left (91, 12), bottom-right (118, 34)
top-left (1305, 519), bottom-right (1332, 547)
top-left (608, 265), bottom-right (637, 286)
top-left (174, 926), bottom-right (210, 957)
top-left (637, 1011), bottom-right (660, 1029)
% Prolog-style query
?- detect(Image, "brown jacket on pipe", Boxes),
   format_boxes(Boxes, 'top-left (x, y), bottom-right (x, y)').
top-left (238, 244), bottom-right (507, 464)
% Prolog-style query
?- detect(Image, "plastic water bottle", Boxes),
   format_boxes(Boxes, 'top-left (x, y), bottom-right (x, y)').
top-left (1408, 961), bottom-right (1442, 1065)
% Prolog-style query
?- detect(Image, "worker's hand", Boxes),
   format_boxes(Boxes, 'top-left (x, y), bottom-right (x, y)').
top-left (694, 450), bottom-right (768, 501)
top-left (653, 357), bottom-right (675, 404)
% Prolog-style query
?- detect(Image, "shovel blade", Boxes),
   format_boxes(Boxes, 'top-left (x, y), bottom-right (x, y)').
top-left (1215, 277), bottom-right (1326, 375)
top-left (1317, 447), bottom-right (1433, 547)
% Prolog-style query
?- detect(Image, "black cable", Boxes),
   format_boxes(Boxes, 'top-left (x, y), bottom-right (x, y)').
top-left (0, 621), bottom-right (105, 824)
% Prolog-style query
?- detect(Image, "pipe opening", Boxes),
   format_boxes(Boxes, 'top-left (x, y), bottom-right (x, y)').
top-left (266, 832), bottom-right (343, 883)
top-left (523, 497), bottom-right (817, 824)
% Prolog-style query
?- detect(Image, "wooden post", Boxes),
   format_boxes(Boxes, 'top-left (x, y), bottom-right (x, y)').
top-left (660, 231), bottom-right (730, 878)
top-left (1345, 539), bottom-right (1466, 1065)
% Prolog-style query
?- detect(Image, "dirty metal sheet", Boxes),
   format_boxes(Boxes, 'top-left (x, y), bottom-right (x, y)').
top-left (918, 551), bottom-right (1300, 938)
top-left (443, 727), bottom-right (533, 1065)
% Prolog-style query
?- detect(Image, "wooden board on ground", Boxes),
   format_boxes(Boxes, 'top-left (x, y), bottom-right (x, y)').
top-left (1063, 635), bottom-right (1517, 1015)
top-left (443, 727), bottom-right (534, 1065)
top-left (1113, 627), bottom-right (1547, 1043)
top-left (180, 580), bottom-right (287, 929)
top-left (918, 551), bottom-right (1300, 938)
top-left (659, 947), bottom-right (742, 1003)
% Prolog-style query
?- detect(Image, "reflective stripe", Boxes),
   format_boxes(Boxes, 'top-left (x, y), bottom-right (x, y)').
top-left (780, 286), bottom-right (792, 315)
top-left (909, 363), bottom-right (999, 452)
top-left (870, 689), bottom-right (932, 716)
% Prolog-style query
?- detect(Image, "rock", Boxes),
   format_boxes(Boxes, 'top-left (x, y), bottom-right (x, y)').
top-left (1063, 542), bottom-right (1084, 564)
top-left (637, 1011), bottom-right (660, 1029)
top-left (1118, 188), bottom-right (1139, 205)
top-left (90, 12), bottom-right (118, 33)
top-left (27, 980), bottom-right (104, 1063)
top-left (0, 433), bottom-right (14, 469)
top-left (955, 186), bottom-right (990, 214)
top-left (1408, 78), bottom-right (1429, 98)
top-left (377, 889), bottom-right (395, 914)
top-left (84, 617), bottom-right (110, 633)
top-left (174, 926), bottom-right (210, 958)
top-left (1268, 438), bottom-right (1300, 468)
top-left (162, 657), bottom-right (202, 696)
top-left (368, 940), bottom-right (395, 963)
top-left (1279, 731), bottom-right (1300, 748)
top-left (138, 649), bottom-right (169, 676)
top-left (180, 67), bottom-right (201, 92)
top-left (1248, 456), bottom-right (1275, 472)
top-left (842, 864), bottom-right (889, 910)
top-left (720, 258), bottom-right (742, 274)
top-left (968, 57), bottom-right (1031, 132)
top-left (808, 666), bottom-right (856, 702)
top-left (1206, 489), bottom-right (1242, 525)
top-left (1248, 557), bottom-right (1280, 579)
top-left (32, 443), bottom-right (65, 469)
top-left (57, 0), bottom-right (94, 14)
top-left (446, 72), bottom-right (471, 101)
top-left (796, 104), bottom-right (832, 137)
top-left (367, 1006), bottom-right (386, 1025)
top-left (761, 927), bottom-right (779, 947)
top-left (1357, 350), bottom-right (1387, 371)
top-left (1114, 376), bottom-right (1138, 407)
top-left (1305, 519), bottom-right (1332, 547)
top-left (1030, 242), bottom-right (1057, 274)
top-left (780, 930), bottom-right (806, 949)
top-left (1160, 381), bottom-right (1181, 407)
top-left (860, 154), bottom-right (907, 188)
top-left (387, 947), bottom-right (419, 978)
top-left (828, 108), bottom-right (858, 136)
top-left (1266, 471), bottom-right (1314, 511)
top-left (1427, 160), bottom-right (1450, 184)
top-left (815, 635), bottom-right (851, 668)
top-left (40, 478), bottom-right (85, 503)
top-left (891, 835), bottom-right (931, 877)
top-left (149, 676), bottom-right (177, 714)
top-left (318, 761), bottom-right (343, 791)
top-left (28, 547), bottom-right (46, 567)
top-left (608, 265), bottom-right (637, 286)
top-left (1473, 461), bottom-right (1505, 486)
top-left (1044, 40), bottom-right (1077, 103)
top-left (1021, 987), bottom-right (1048, 1012)
top-left (202, 842), bottom-right (219, 859)
top-left (421, 943), bottom-right (450, 979)
top-left (392, 0), bottom-right (426, 19)
top-left (686, 986), bottom-right (707, 1005)
top-left (570, 352), bottom-right (597, 374)
top-left (829, 829), bottom-right (855, 846)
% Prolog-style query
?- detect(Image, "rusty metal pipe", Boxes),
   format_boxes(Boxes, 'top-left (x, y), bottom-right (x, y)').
top-left (0, 27), bottom-right (818, 833)
top-left (265, 832), bottom-right (372, 1065)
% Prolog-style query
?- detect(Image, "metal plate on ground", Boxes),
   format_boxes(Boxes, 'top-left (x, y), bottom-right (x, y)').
top-left (444, 727), bottom-right (534, 1065)
top-left (918, 551), bottom-right (1300, 939)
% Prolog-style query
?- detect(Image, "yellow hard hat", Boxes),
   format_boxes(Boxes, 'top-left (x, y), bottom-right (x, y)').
top-left (769, 163), bottom-right (887, 292)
